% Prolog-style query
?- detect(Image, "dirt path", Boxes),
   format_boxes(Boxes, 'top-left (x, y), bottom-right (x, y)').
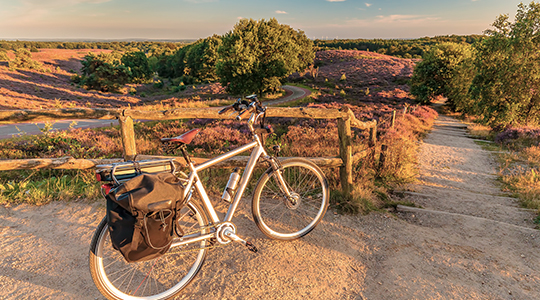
top-left (362, 115), bottom-right (540, 299)
top-left (1, 115), bottom-right (539, 299)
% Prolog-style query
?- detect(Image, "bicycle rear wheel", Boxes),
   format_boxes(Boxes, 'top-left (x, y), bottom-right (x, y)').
top-left (252, 158), bottom-right (329, 240)
top-left (89, 202), bottom-right (209, 300)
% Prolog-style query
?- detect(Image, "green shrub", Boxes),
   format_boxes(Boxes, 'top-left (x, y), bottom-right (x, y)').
top-left (8, 48), bottom-right (46, 71)
top-left (0, 50), bottom-right (9, 62)
top-left (121, 51), bottom-right (152, 83)
top-left (76, 52), bottom-right (131, 92)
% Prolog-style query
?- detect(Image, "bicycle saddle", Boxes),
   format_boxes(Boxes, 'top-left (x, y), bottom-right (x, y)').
top-left (160, 128), bottom-right (200, 145)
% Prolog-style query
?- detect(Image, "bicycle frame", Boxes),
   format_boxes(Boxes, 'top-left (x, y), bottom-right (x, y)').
top-left (171, 112), bottom-right (285, 248)
top-left (184, 137), bottom-right (265, 224)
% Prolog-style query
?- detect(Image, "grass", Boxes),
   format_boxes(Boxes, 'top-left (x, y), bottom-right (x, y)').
top-left (0, 169), bottom-right (100, 205)
top-left (474, 140), bottom-right (499, 152)
top-left (465, 123), bottom-right (540, 218)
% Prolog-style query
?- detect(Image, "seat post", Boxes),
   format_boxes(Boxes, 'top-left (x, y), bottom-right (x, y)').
top-left (180, 146), bottom-right (192, 166)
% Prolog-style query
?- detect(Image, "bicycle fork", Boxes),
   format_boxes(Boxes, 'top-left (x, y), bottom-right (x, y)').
top-left (267, 157), bottom-right (299, 207)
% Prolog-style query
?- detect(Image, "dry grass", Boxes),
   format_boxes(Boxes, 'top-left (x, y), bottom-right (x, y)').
top-left (468, 123), bottom-right (493, 140)
top-left (486, 126), bottom-right (540, 217)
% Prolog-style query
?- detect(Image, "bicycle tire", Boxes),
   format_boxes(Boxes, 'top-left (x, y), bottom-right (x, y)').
top-left (252, 158), bottom-right (329, 240)
top-left (89, 201), bottom-right (209, 300)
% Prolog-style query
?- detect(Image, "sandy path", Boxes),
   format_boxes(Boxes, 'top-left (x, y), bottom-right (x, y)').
top-left (1, 115), bottom-right (539, 299)
top-left (362, 115), bottom-right (540, 299)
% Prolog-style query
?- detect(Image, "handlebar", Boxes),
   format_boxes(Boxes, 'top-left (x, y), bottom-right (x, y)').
top-left (217, 95), bottom-right (265, 121)
top-left (236, 108), bottom-right (252, 120)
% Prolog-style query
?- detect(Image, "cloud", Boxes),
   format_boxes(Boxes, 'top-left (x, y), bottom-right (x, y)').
top-left (365, 3), bottom-right (372, 7)
top-left (319, 14), bottom-right (442, 30)
top-left (326, 0), bottom-right (346, 2)
top-left (2, 0), bottom-right (114, 27)
top-left (374, 14), bottom-right (440, 24)
top-left (275, 10), bottom-right (288, 14)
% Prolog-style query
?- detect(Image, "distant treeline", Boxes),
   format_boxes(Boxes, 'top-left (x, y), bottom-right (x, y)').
top-left (2, 35), bottom-right (485, 59)
top-left (314, 35), bottom-right (486, 58)
top-left (0, 40), bottom-right (190, 56)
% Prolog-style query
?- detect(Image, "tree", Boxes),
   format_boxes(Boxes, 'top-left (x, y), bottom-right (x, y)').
top-left (121, 51), bottom-right (152, 83)
top-left (410, 43), bottom-right (475, 109)
top-left (216, 18), bottom-right (315, 96)
top-left (470, 2), bottom-right (540, 126)
top-left (185, 35), bottom-right (222, 82)
top-left (75, 52), bottom-right (131, 92)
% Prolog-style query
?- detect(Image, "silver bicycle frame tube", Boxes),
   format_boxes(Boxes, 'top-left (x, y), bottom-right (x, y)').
top-left (194, 141), bottom-right (258, 172)
top-left (184, 139), bottom-right (266, 225)
top-left (224, 142), bottom-right (266, 222)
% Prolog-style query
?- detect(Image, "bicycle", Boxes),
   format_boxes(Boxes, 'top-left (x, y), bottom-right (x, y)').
top-left (89, 95), bottom-right (329, 300)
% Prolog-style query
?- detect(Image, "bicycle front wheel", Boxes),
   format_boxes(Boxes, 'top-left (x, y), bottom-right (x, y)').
top-left (252, 158), bottom-right (329, 240)
top-left (89, 201), bottom-right (209, 300)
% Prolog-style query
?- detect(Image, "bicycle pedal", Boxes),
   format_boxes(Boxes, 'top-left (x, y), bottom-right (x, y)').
top-left (245, 241), bottom-right (258, 253)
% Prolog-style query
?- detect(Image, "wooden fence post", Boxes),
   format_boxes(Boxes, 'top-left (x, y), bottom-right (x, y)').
top-left (338, 107), bottom-right (353, 197)
top-left (368, 124), bottom-right (377, 148)
top-left (377, 144), bottom-right (388, 176)
top-left (119, 114), bottom-right (137, 161)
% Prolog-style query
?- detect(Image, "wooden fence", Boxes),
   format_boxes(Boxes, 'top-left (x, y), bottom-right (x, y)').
top-left (0, 106), bottom-right (377, 197)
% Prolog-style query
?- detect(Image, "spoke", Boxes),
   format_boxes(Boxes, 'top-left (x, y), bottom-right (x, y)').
top-left (106, 263), bottom-right (136, 278)
top-left (294, 170), bottom-right (315, 194)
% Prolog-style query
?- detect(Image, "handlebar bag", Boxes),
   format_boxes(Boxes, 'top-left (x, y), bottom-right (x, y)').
top-left (105, 172), bottom-right (185, 263)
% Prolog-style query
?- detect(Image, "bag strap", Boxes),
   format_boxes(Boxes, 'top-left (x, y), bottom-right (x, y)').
top-left (143, 211), bottom-right (174, 250)
top-left (130, 215), bottom-right (144, 252)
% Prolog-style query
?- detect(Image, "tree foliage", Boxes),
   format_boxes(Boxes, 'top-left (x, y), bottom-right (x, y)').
top-left (121, 51), bottom-right (152, 83)
top-left (216, 18), bottom-right (315, 96)
top-left (314, 35), bottom-right (485, 59)
top-left (154, 35), bottom-right (222, 83)
top-left (74, 52), bottom-right (131, 92)
top-left (470, 1), bottom-right (540, 126)
top-left (0, 40), bottom-right (190, 56)
top-left (410, 43), bottom-right (475, 109)
top-left (186, 35), bottom-right (222, 82)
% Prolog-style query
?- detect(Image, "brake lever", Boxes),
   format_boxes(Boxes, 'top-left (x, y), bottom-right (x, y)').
top-left (218, 105), bottom-right (234, 114)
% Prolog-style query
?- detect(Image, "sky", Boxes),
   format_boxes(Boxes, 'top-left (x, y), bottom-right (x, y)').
top-left (0, 0), bottom-right (530, 40)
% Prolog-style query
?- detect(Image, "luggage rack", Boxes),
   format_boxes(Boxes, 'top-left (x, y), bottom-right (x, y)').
top-left (95, 159), bottom-right (178, 185)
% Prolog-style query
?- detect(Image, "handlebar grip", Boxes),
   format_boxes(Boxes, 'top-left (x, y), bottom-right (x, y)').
top-left (236, 109), bottom-right (252, 120)
top-left (218, 105), bottom-right (234, 114)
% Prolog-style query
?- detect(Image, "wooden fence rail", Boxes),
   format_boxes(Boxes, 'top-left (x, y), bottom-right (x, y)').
top-left (0, 106), bottom-right (377, 197)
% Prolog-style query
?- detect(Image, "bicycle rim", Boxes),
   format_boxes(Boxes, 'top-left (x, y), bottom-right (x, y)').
top-left (89, 202), bottom-right (208, 300)
top-left (252, 158), bottom-right (329, 240)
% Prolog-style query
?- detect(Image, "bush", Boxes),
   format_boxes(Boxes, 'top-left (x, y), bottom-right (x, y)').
top-left (8, 48), bottom-right (46, 71)
top-left (121, 51), bottom-right (152, 83)
top-left (76, 52), bottom-right (131, 92)
top-left (0, 49), bottom-right (9, 62)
